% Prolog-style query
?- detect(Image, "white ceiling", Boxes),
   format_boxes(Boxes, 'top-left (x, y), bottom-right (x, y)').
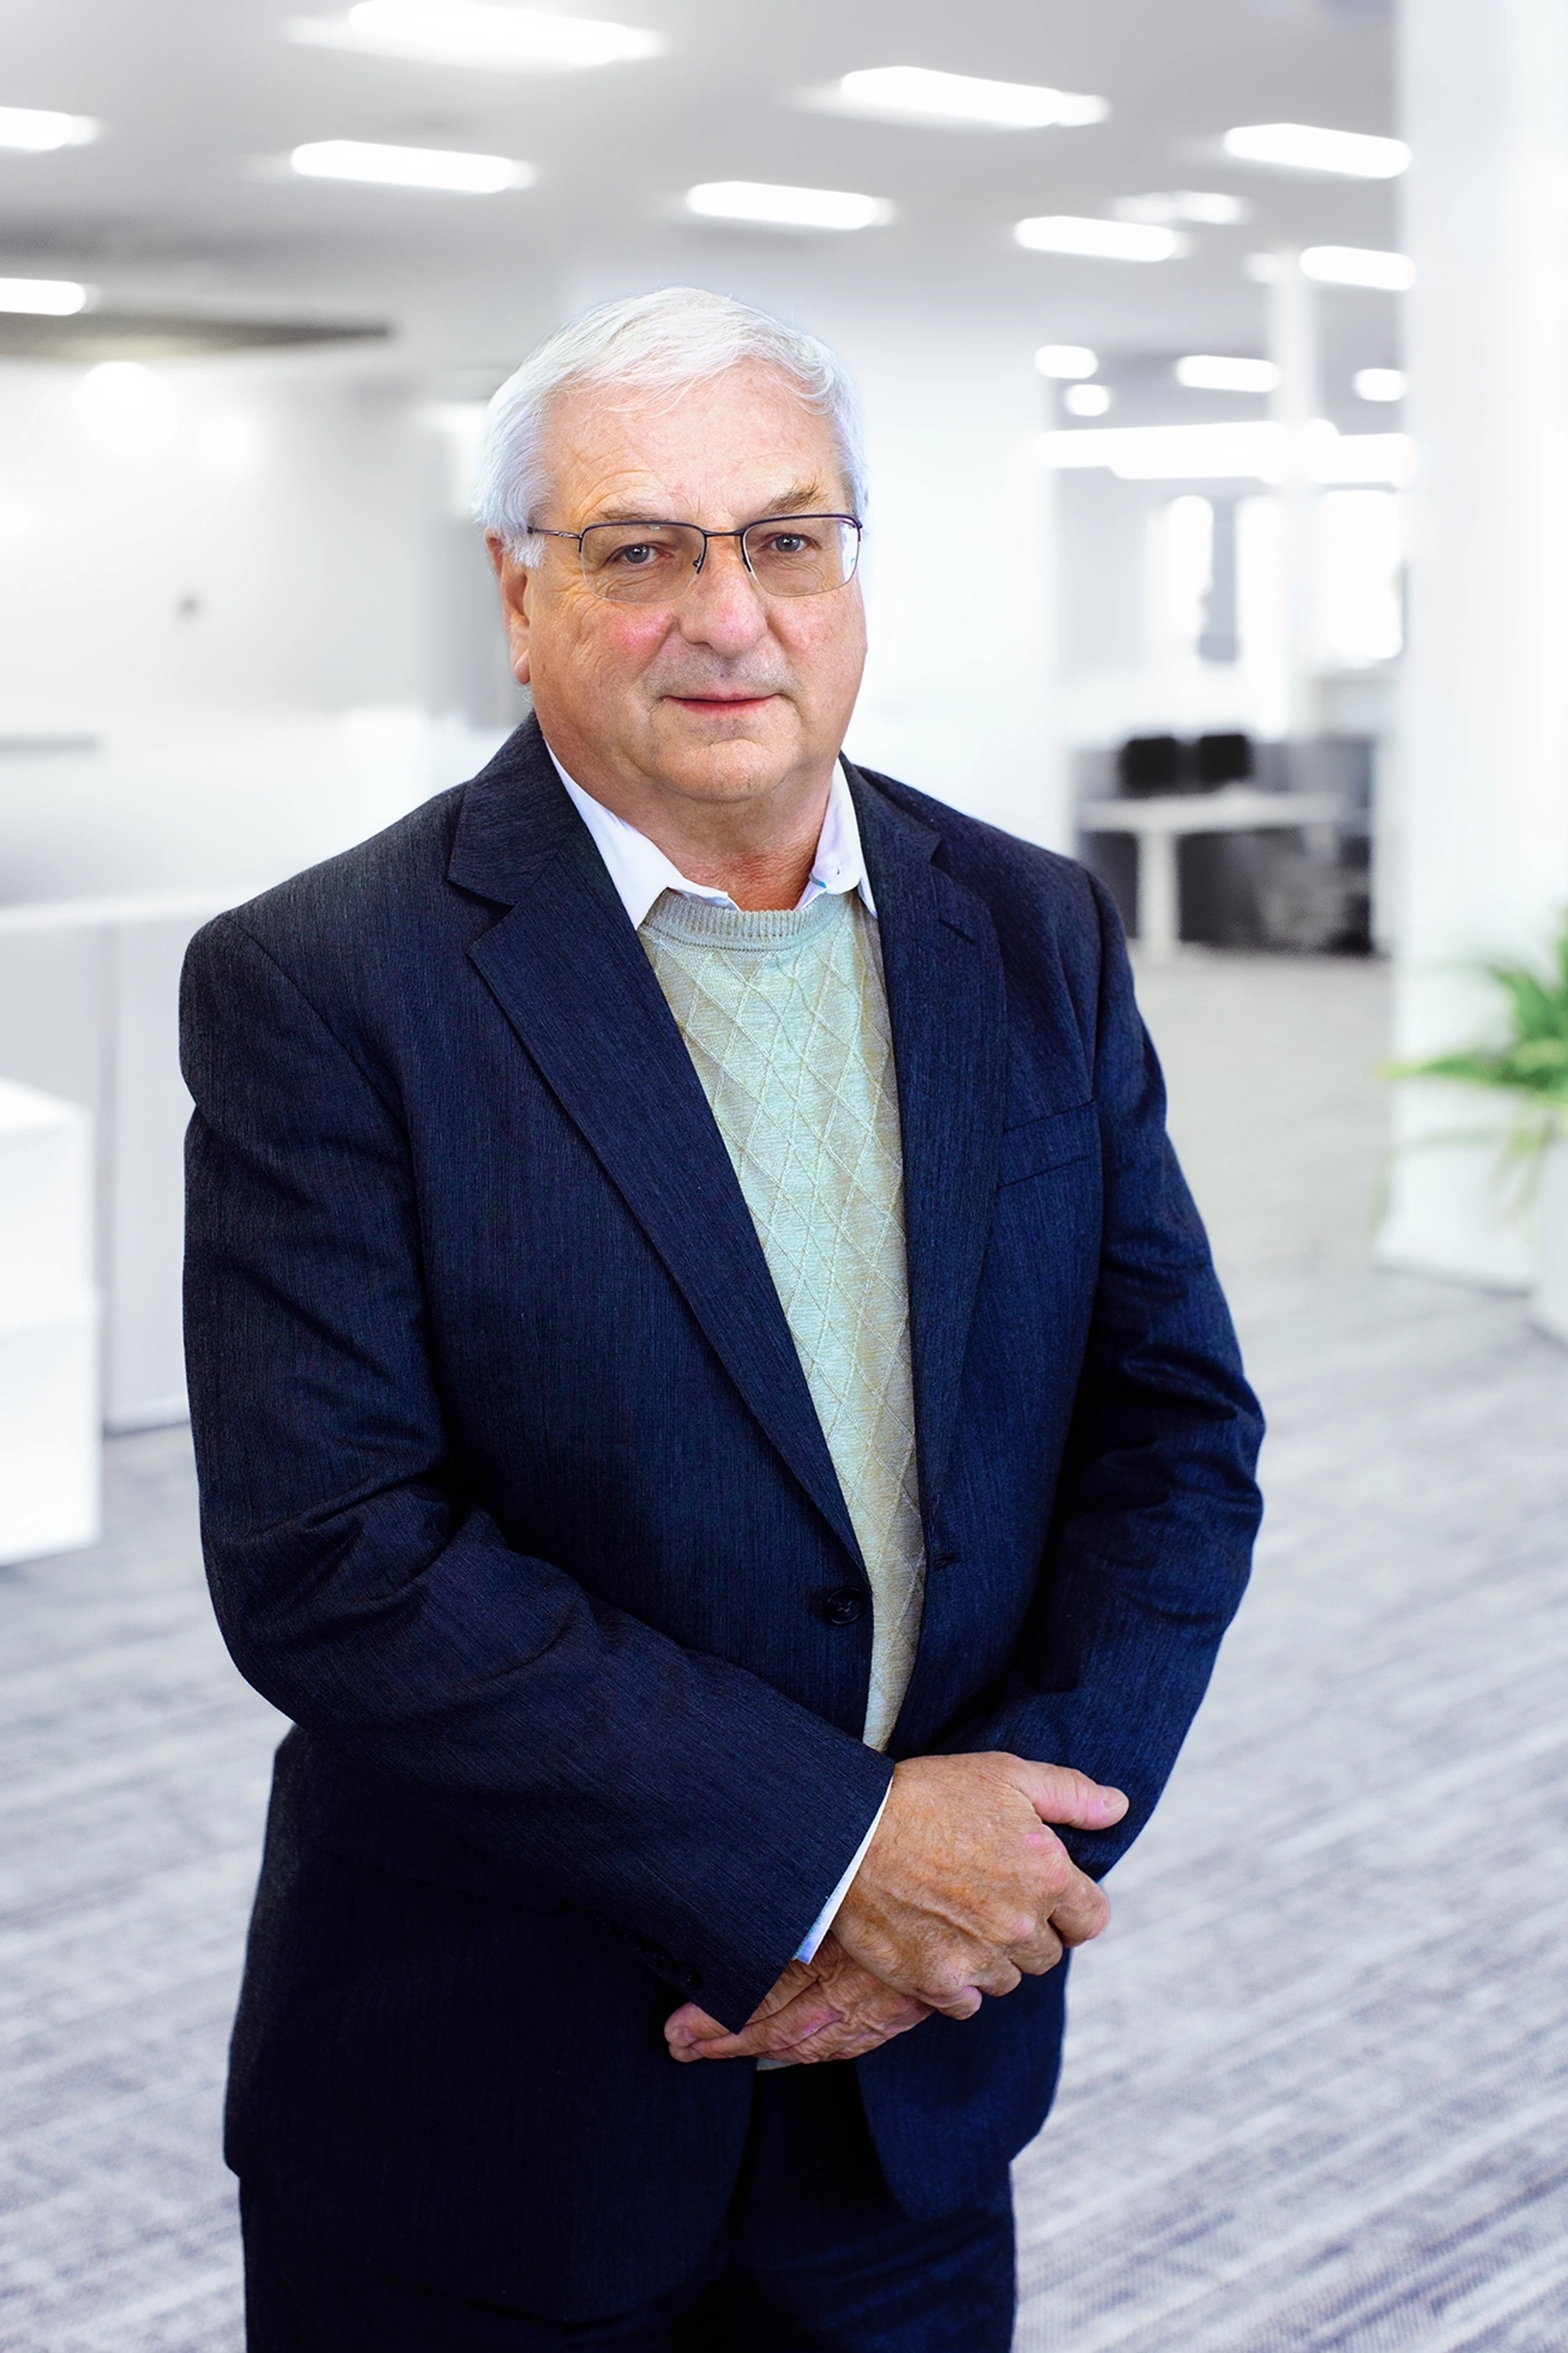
top-left (1, 0), bottom-right (1400, 390)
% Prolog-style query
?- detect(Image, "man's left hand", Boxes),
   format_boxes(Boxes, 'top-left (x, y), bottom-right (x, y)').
top-left (664, 1932), bottom-right (932, 2066)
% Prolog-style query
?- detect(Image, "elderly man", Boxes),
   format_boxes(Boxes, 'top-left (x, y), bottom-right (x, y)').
top-left (182, 286), bottom-right (1262, 2351)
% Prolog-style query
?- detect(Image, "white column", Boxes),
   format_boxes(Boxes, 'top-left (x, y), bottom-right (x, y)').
top-left (1268, 250), bottom-right (1323, 742)
top-left (1379, 0), bottom-right (1568, 1286)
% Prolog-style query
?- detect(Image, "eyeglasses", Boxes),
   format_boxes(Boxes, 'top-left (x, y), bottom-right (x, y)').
top-left (525, 512), bottom-right (863, 605)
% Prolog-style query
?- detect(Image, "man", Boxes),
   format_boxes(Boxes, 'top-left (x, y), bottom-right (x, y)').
top-left (182, 285), bottom-right (1263, 2351)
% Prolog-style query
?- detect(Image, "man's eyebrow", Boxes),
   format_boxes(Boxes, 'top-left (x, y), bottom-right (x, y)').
top-left (758, 482), bottom-right (835, 517)
top-left (584, 483), bottom-right (842, 527)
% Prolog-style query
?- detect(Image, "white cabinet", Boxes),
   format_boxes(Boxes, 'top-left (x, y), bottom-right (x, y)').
top-left (0, 1077), bottom-right (99, 1564)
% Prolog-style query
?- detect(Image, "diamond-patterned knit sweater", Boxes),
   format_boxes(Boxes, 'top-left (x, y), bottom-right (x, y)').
top-left (639, 887), bottom-right (925, 1753)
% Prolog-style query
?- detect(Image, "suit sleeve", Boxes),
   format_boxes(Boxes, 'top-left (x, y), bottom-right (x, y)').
top-left (181, 914), bottom-right (892, 2032)
top-left (940, 872), bottom-right (1264, 1875)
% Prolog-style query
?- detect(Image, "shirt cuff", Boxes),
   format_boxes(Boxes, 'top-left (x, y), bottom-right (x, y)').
top-left (793, 1787), bottom-right (891, 1964)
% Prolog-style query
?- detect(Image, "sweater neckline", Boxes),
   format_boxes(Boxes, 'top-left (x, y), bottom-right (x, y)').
top-left (639, 888), bottom-right (852, 955)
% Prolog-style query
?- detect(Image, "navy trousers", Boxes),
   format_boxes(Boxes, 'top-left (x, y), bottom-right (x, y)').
top-left (241, 2063), bottom-right (1016, 2351)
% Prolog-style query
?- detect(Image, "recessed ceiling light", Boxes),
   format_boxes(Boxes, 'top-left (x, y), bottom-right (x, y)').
top-left (1064, 383), bottom-right (1111, 416)
top-left (1034, 343), bottom-right (1098, 379)
top-left (830, 65), bottom-right (1107, 130)
top-left (0, 105), bottom-right (100, 151)
top-left (285, 2), bottom-right (662, 70)
top-left (686, 180), bottom-right (891, 230)
top-left (289, 140), bottom-right (533, 192)
top-left (1015, 216), bottom-right (1187, 262)
top-left (1116, 190), bottom-right (1251, 226)
top-left (1175, 354), bottom-right (1280, 393)
top-left (1301, 244), bottom-right (1414, 289)
top-left (0, 275), bottom-right (91, 315)
top-left (1222, 122), bottom-right (1410, 178)
top-left (1354, 366), bottom-right (1407, 401)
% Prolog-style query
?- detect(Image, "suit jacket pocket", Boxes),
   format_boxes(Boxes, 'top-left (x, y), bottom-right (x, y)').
top-left (999, 1102), bottom-right (1098, 1186)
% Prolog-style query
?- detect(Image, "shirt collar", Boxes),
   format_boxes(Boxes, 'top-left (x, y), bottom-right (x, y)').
top-left (544, 742), bottom-right (876, 930)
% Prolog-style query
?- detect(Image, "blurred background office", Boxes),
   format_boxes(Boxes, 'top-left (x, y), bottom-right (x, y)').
top-left (3, 3), bottom-right (1568, 2348)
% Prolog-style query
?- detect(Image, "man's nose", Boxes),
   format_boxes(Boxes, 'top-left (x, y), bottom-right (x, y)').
top-left (675, 535), bottom-right (770, 653)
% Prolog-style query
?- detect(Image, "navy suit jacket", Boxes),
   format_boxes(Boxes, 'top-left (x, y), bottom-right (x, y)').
top-left (181, 718), bottom-right (1263, 2322)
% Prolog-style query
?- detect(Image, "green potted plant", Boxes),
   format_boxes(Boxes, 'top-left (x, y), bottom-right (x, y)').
top-left (1391, 918), bottom-right (1568, 1342)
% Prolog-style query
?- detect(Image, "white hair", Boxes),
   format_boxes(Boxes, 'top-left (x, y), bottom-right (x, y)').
top-left (474, 285), bottom-right (867, 562)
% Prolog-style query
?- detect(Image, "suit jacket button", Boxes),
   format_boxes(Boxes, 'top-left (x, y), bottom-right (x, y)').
top-left (822, 1587), bottom-right (866, 1626)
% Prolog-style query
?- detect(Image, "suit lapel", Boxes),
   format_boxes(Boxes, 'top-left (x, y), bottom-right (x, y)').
top-left (449, 724), bottom-right (862, 1566)
top-left (848, 766), bottom-right (1008, 1520)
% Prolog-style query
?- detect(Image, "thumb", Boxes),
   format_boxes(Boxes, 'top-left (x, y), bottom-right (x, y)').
top-left (1016, 1762), bottom-right (1128, 1830)
top-left (664, 2000), bottom-right (727, 2052)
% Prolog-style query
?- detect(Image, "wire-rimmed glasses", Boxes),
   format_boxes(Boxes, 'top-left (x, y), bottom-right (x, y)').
top-left (525, 512), bottom-right (863, 605)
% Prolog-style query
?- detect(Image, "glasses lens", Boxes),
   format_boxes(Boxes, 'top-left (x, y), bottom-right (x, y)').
top-left (579, 522), bottom-right (704, 603)
top-left (742, 516), bottom-right (860, 597)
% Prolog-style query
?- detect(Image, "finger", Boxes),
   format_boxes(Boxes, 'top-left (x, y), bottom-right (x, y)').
top-left (677, 1985), bottom-right (851, 2063)
top-left (1047, 1874), bottom-right (1112, 1948)
top-left (761, 1985), bottom-right (933, 2065)
top-left (1004, 1925), bottom-right (1065, 1977)
top-left (783, 2013), bottom-right (926, 2064)
top-left (1015, 1762), bottom-right (1128, 1831)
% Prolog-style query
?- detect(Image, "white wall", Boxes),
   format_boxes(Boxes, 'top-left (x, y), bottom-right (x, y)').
top-left (0, 355), bottom-right (423, 724)
top-left (832, 305), bottom-right (1062, 847)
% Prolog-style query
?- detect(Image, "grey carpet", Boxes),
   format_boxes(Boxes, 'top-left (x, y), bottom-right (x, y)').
top-left (2, 951), bottom-right (1565, 2349)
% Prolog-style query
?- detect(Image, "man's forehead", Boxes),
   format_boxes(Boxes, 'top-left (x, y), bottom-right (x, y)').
top-left (541, 369), bottom-right (847, 524)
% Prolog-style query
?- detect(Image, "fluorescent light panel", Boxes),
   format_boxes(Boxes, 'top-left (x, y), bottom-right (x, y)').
top-left (1354, 367), bottom-right (1407, 402)
top-left (290, 140), bottom-right (532, 191)
top-left (0, 105), bottom-right (100, 151)
top-left (686, 180), bottom-right (890, 230)
top-left (1064, 383), bottom-right (1111, 416)
top-left (286, 2), bottom-right (662, 69)
top-left (1034, 343), bottom-right (1097, 379)
top-left (1301, 244), bottom-right (1414, 290)
top-left (833, 65), bottom-right (1107, 129)
top-left (1016, 216), bottom-right (1186, 262)
top-left (1223, 122), bottom-right (1410, 178)
top-left (1042, 419), bottom-right (1413, 485)
top-left (1175, 354), bottom-right (1280, 393)
top-left (0, 275), bottom-right (91, 315)
top-left (1116, 190), bottom-right (1251, 226)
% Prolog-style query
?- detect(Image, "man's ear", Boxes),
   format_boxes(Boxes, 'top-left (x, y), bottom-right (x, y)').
top-left (486, 533), bottom-right (532, 686)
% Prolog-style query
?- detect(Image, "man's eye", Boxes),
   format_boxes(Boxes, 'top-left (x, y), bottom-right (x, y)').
top-left (766, 534), bottom-right (809, 556)
top-left (612, 542), bottom-right (659, 567)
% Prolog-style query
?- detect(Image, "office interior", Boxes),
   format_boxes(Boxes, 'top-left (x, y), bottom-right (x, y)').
top-left (3, 1), bottom-right (1566, 2346)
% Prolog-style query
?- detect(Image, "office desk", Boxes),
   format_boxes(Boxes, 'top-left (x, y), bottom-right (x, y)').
top-left (1079, 787), bottom-right (1347, 961)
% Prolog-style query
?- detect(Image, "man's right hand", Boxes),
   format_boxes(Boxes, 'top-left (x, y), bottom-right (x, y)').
top-left (831, 1755), bottom-right (1128, 2020)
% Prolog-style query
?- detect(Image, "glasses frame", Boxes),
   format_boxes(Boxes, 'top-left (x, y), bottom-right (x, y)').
top-left (523, 511), bottom-right (864, 604)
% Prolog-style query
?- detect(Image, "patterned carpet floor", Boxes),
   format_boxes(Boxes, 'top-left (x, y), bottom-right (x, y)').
top-left (2, 950), bottom-right (1565, 2349)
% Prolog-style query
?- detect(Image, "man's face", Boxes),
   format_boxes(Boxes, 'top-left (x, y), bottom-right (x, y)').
top-left (490, 363), bottom-right (867, 819)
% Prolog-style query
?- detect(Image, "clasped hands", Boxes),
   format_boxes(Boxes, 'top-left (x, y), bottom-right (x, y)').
top-left (666, 1752), bottom-right (1127, 2070)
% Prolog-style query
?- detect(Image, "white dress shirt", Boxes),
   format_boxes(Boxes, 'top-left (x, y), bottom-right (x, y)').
top-left (550, 749), bottom-right (877, 927)
top-left (548, 743), bottom-right (890, 1964)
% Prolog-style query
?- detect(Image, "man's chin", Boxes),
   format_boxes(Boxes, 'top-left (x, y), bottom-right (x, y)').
top-left (646, 724), bottom-right (804, 803)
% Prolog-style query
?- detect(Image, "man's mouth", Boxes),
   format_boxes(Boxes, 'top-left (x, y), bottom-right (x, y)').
top-left (664, 690), bottom-right (777, 710)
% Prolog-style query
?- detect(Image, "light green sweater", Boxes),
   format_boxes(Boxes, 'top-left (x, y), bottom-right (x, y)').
top-left (640, 888), bottom-right (925, 1752)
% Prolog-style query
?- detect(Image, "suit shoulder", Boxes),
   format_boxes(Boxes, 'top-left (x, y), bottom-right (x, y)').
top-left (186, 782), bottom-right (469, 984)
top-left (854, 765), bottom-right (1102, 934)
